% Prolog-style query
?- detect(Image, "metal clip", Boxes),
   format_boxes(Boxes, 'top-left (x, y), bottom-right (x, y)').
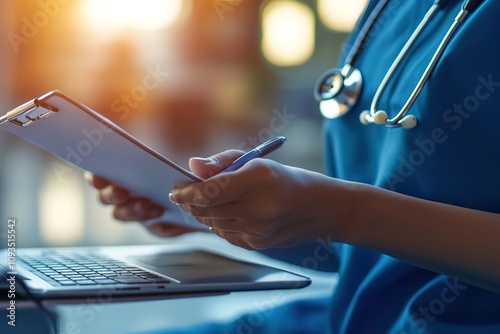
top-left (2, 100), bottom-right (58, 127)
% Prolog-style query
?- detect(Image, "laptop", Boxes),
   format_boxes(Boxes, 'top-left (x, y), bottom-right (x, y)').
top-left (0, 240), bottom-right (310, 299)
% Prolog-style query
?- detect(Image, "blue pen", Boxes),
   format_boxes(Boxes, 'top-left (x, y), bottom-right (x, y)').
top-left (222, 136), bottom-right (286, 173)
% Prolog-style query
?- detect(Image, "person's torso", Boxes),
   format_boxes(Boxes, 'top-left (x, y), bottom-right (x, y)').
top-left (323, 0), bottom-right (500, 332)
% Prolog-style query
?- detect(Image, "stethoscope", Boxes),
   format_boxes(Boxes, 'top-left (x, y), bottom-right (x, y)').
top-left (314, 0), bottom-right (485, 129)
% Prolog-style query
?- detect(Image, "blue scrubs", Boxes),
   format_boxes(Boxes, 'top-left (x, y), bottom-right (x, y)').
top-left (324, 0), bottom-right (500, 332)
top-left (152, 1), bottom-right (500, 333)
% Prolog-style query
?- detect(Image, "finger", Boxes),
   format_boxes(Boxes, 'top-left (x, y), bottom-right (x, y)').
top-left (188, 149), bottom-right (244, 179)
top-left (199, 217), bottom-right (273, 240)
top-left (172, 159), bottom-right (275, 207)
top-left (99, 185), bottom-right (130, 205)
top-left (186, 202), bottom-right (248, 220)
top-left (84, 172), bottom-right (110, 190)
top-left (194, 217), bottom-right (242, 233)
top-left (145, 222), bottom-right (201, 237)
top-left (210, 229), bottom-right (254, 250)
top-left (112, 199), bottom-right (164, 221)
top-left (171, 171), bottom-right (246, 207)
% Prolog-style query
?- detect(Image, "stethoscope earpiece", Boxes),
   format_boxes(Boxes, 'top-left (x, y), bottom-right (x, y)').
top-left (359, 110), bottom-right (370, 125)
top-left (372, 110), bottom-right (388, 125)
top-left (359, 110), bottom-right (417, 128)
top-left (398, 115), bottom-right (417, 129)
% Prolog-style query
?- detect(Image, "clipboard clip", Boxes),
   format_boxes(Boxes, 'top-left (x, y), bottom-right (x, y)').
top-left (0, 99), bottom-right (58, 127)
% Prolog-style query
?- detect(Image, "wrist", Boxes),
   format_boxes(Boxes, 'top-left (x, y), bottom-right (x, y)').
top-left (324, 179), bottom-right (364, 245)
top-left (299, 171), bottom-right (362, 244)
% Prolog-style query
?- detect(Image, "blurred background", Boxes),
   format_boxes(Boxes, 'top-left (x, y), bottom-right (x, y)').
top-left (0, 0), bottom-right (367, 248)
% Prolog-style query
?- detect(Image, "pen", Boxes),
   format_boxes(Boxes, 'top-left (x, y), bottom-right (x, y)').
top-left (221, 136), bottom-right (286, 173)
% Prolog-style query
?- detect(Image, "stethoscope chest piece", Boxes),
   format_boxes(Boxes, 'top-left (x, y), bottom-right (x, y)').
top-left (315, 0), bottom-right (485, 129)
top-left (315, 64), bottom-right (363, 119)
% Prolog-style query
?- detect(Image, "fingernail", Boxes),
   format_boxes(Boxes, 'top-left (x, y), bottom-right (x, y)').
top-left (84, 171), bottom-right (93, 183)
top-left (133, 201), bottom-right (145, 216)
top-left (190, 157), bottom-right (211, 164)
top-left (149, 224), bottom-right (171, 237)
top-left (169, 192), bottom-right (178, 205)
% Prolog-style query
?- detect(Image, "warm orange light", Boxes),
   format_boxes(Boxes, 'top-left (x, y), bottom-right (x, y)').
top-left (81, 0), bottom-right (184, 31)
top-left (261, 1), bottom-right (315, 67)
top-left (318, 0), bottom-right (368, 32)
top-left (39, 171), bottom-right (85, 246)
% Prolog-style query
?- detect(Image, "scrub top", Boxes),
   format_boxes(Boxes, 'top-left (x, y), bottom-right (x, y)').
top-left (152, 1), bottom-right (500, 333)
top-left (324, 0), bottom-right (500, 333)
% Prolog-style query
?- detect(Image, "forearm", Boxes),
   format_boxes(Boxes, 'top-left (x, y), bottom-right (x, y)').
top-left (334, 182), bottom-right (500, 292)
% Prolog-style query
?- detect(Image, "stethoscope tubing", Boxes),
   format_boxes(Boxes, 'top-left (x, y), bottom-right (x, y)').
top-left (368, 2), bottom-right (471, 127)
top-left (367, 2), bottom-right (441, 126)
top-left (316, 0), bottom-right (485, 129)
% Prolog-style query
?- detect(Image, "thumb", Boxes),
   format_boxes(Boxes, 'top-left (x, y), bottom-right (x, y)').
top-left (189, 149), bottom-right (245, 179)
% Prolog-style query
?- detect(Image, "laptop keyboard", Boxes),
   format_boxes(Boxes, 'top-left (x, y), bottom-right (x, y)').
top-left (20, 252), bottom-right (172, 287)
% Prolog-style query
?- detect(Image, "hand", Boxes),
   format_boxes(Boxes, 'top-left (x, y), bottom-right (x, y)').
top-left (84, 150), bottom-right (245, 237)
top-left (170, 153), bottom-right (355, 250)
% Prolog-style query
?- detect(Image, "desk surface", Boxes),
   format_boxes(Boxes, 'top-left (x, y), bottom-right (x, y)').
top-left (4, 233), bottom-right (338, 334)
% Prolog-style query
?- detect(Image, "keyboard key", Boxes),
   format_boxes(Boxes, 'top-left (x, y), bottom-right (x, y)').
top-left (95, 270), bottom-right (115, 274)
top-left (86, 266), bottom-right (106, 270)
top-left (93, 279), bottom-right (117, 285)
top-left (58, 269), bottom-right (77, 274)
top-left (65, 274), bottom-right (85, 278)
top-left (85, 275), bottom-right (107, 280)
top-left (21, 252), bottom-right (174, 287)
top-left (51, 266), bottom-right (67, 270)
top-left (31, 264), bottom-right (48, 269)
top-left (49, 275), bottom-right (67, 280)
top-left (76, 270), bottom-right (93, 274)
top-left (58, 280), bottom-right (78, 285)
top-left (66, 264), bottom-right (85, 269)
top-left (76, 280), bottom-right (97, 285)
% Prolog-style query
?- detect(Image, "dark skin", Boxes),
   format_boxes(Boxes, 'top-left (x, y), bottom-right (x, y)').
top-left (88, 150), bottom-right (500, 293)
top-left (85, 151), bottom-right (245, 237)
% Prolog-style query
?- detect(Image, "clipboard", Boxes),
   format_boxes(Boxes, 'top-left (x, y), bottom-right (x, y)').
top-left (0, 90), bottom-right (205, 229)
